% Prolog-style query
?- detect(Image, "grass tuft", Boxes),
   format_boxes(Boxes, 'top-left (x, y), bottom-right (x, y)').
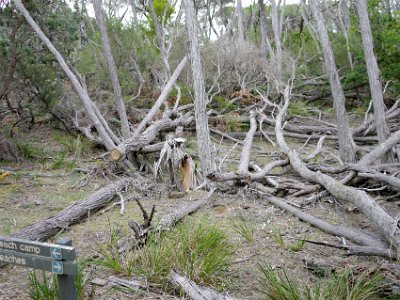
top-left (95, 218), bottom-right (234, 291)
top-left (257, 262), bottom-right (383, 300)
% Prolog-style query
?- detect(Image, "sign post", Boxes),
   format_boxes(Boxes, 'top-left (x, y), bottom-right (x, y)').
top-left (0, 236), bottom-right (77, 299)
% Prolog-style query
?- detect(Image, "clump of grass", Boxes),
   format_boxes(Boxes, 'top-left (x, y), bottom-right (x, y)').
top-left (28, 261), bottom-right (91, 300)
top-left (257, 262), bottom-right (383, 300)
top-left (92, 224), bottom-right (129, 275)
top-left (287, 101), bottom-right (310, 118)
top-left (15, 141), bottom-right (46, 160)
top-left (231, 216), bottom-right (255, 243)
top-left (135, 217), bottom-right (234, 288)
top-left (49, 155), bottom-right (77, 170)
top-left (53, 133), bottom-right (92, 157)
top-left (271, 229), bottom-right (305, 252)
top-left (28, 271), bottom-right (58, 300)
top-left (95, 218), bottom-right (234, 290)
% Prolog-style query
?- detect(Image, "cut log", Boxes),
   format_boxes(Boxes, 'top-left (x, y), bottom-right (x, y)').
top-left (0, 177), bottom-right (136, 267)
top-left (169, 270), bottom-right (239, 300)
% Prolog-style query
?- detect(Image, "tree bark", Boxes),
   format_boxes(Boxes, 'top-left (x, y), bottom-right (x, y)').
top-left (356, 0), bottom-right (391, 161)
top-left (258, 0), bottom-right (274, 63)
top-left (93, 0), bottom-right (131, 139)
top-left (236, 0), bottom-right (245, 44)
top-left (169, 270), bottom-right (239, 300)
top-left (184, 0), bottom-right (216, 175)
top-left (308, 0), bottom-right (356, 163)
top-left (271, 0), bottom-right (283, 84)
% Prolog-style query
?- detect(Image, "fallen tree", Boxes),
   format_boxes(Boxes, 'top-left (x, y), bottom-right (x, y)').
top-left (0, 177), bottom-right (143, 267)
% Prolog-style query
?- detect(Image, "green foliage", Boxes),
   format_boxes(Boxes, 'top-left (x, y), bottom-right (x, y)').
top-left (28, 261), bottom-right (90, 300)
top-left (134, 217), bottom-right (234, 288)
top-left (53, 133), bottom-right (92, 158)
top-left (231, 216), bottom-right (255, 243)
top-left (257, 263), bottom-right (383, 300)
top-left (28, 271), bottom-right (58, 300)
top-left (210, 95), bottom-right (236, 111)
top-left (287, 101), bottom-right (310, 118)
top-left (91, 223), bottom-right (128, 274)
top-left (15, 141), bottom-right (46, 160)
top-left (271, 229), bottom-right (305, 252)
top-left (95, 218), bottom-right (234, 290)
top-left (143, 0), bottom-right (174, 38)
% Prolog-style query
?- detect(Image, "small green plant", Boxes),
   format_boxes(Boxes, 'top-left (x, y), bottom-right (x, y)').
top-left (92, 223), bottom-right (129, 275)
top-left (15, 141), bottom-right (46, 160)
top-left (231, 216), bottom-right (255, 243)
top-left (95, 218), bottom-right (234, 290)
top-left (257, 263), bottom-right (383, 300)
top-left (271, 229), bottom-right (305, 252)
top-left (53, 133), bottom-right (92, 157)
top-left (287, 101), bottom-right (310, 118)
top-left (28, 271), bottom-right (58, 300)
top-left (28, 261), bottom-right (90, 300)
top-left (49, 155), bottom-right (77, 170)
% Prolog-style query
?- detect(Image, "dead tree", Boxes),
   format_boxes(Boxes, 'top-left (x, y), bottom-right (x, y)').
top-left (356, 0), bottom-right (391, 161)
top-left (93, 0), bottom-right (131, 139)
top-left (184, 0), bottom-right (216, 176)
top-left (258, 0), bottom-right (274, 64)
top-left (308, 0), bottom-right (356, 163)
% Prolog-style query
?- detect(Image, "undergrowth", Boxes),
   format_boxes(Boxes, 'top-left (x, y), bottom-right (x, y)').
top-left (257, 263), bottom-right (383, 300)
top-left (94, 218), bottom-right (234, 291)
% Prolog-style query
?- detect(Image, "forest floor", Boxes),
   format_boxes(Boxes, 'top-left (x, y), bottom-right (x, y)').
top-left (0, 122), bottom-right (400, 300)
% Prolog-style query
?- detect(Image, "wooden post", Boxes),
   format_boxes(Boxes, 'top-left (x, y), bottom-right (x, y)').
top-left (57, 238), bottom-right (77, 300)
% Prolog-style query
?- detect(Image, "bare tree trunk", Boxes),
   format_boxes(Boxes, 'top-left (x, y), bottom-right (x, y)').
top-left (12, 0), bottom-right (116, 150)
top-left (258, 0), bottom-right (274, 64)
top-left (236, 0), bottom-right (245, 44)
top-left (338, 0), bottom-right (354, 70)
top-left (130, 0), bottom-right (138, 26)
top-left (148, 0), bottom-right (171, 85)
top-left (93, 0), bottom-right (131, 139)
top-left (308, 0), bottom-right (356, 163)
top-left (271, 0), bottom-right (284, 84)
top-left (356, 0), bottom-right (391, 162)
top-left (184, 0), bottom-right (216, 176)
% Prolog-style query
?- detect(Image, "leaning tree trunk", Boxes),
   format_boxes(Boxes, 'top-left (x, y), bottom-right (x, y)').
top-left (184, 0), bottom-right (216, 176)
top-left (93, 0), bottom-right (131, 139)
top-left (12, 0), bottom-right (116, 150)
top-left (308, 0), bottom-right (356, 163)
top-left (356, 0), bottom-right (391, 161)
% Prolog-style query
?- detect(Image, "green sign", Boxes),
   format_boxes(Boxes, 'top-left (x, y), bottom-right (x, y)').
top-left (0, 237), bottom-right (78, 300)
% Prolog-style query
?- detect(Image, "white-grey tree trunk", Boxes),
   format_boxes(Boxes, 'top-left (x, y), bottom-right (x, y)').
top-left (130, 0), bottom-right (138, 26)
top-left (338, 0), bottom-right (354, 70)
top-left (258, 0), bottom-right (274, 63)
top-left (356, 0), bottom-right (391, 159)
top-left (271, 0), bottom-right (283, 84)
top-left (184, 0), bottom-right (216, 175)
top-left (93, 0), bottom-right (131, 139)
top-left (309, 0), bottom-right (356, 163)
top-left (12, 0), bottom-right (116, 150)
top-left (148, 0), bottom-right (171, 85)
top-left (236, 0), bottom-right (245, 44)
